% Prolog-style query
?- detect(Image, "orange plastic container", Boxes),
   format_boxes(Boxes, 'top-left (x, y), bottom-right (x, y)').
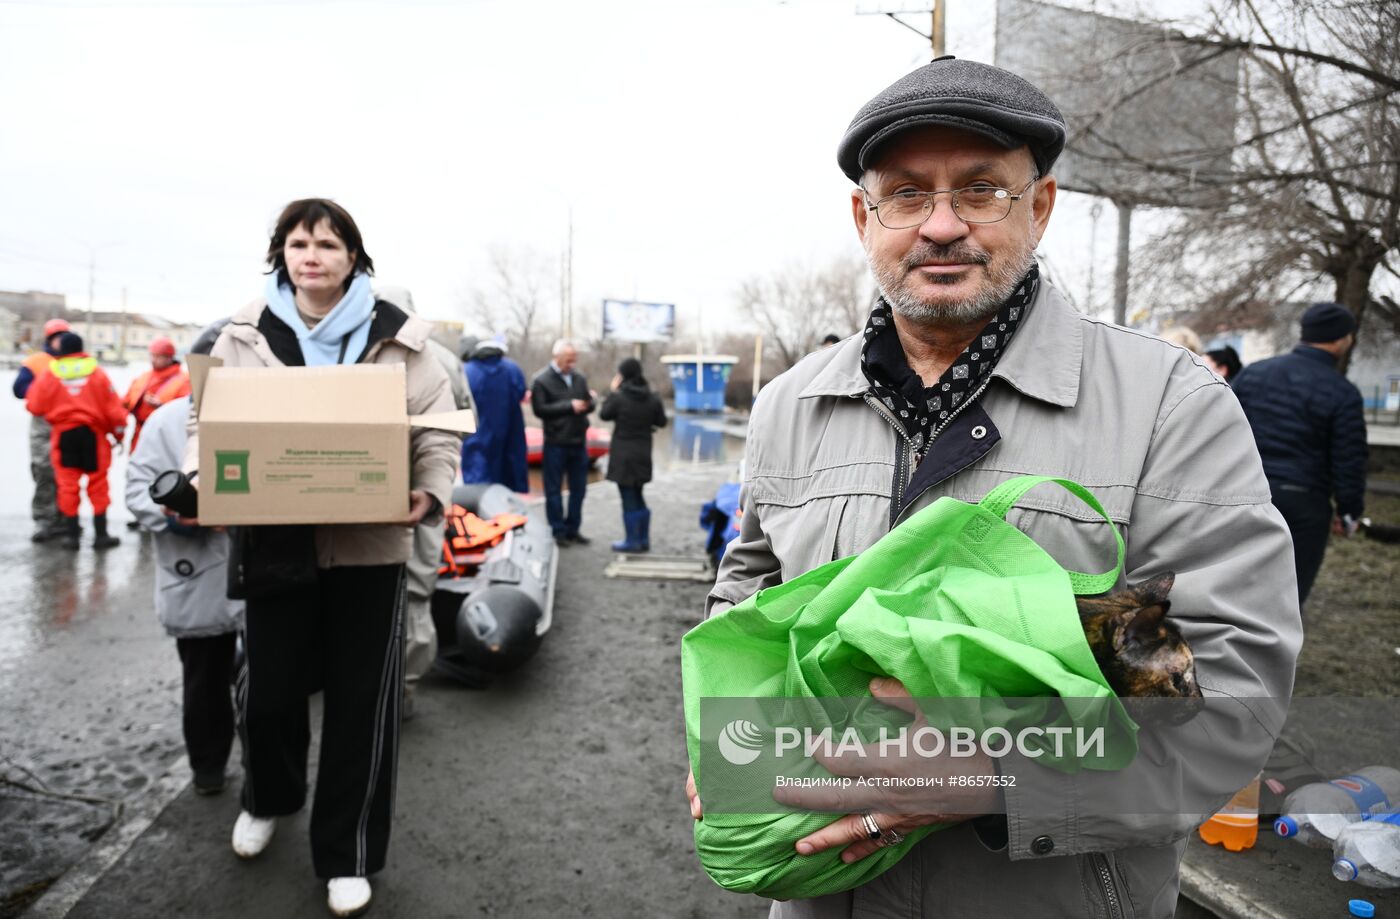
top-left (1198, 776), bottom-right (1261, 851)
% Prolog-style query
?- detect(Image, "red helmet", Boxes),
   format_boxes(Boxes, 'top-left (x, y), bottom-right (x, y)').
top-left (42, 318), bottom-right (71, 338)
top-left (149, 336), bottom-right (177, 357)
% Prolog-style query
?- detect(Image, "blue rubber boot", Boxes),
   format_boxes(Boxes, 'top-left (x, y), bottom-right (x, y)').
top-left (612, 510), bottom-right (646, 552)
top-left (637, 508), bottom-right (651, 552)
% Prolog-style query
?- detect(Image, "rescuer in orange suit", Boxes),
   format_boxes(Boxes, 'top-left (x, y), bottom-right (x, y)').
top-left (124, 336), bottom-right (190, 451)
top-left (12, 318), bottom-right (72, 542)
top-left (25, 332), bottom-right (128, 549)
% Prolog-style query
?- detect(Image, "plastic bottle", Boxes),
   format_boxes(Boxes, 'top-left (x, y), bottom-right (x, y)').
top-left (1332, 813), bottom-right (1400, 889)
top-left (1199, 774), bottom-right (1260, 851)
top-left (1273, 766), bottom-right (1400, 848)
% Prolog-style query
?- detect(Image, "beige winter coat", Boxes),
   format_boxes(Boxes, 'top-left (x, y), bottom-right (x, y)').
top-left (184, 295), bottom-right (460, 568)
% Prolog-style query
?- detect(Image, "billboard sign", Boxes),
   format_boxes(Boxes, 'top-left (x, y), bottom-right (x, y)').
top-left (995, 0), bottom-right (1239, 206)
top-left (602, 299), bottom-right (675, 343)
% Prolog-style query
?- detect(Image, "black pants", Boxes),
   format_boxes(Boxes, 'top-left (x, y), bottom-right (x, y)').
top-left (238, 564), bottom-right (404, 878)
top-left (1270, 483), bottom-right (1333, 606)
top-left (543, 442), bottom-right (589, 537)
top-left (618, 484), bottom-right (646, 513)
top-left (176, 633), bottom-right (237, 779)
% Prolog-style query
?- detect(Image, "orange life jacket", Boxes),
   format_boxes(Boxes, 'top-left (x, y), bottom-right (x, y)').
top-left (125, 363), bottom-right (191, 428)
top-left (438, 505), bottom-right (529, 577)
top-left (21, 350), bottom-right (54, 377)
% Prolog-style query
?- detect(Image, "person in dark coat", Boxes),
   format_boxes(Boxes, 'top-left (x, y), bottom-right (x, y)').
top-left (460, 335), bottom-right (529, 492)
top-left (599, 357), bottom-right (667, 552)
top-left (1232, 302), bottom-right (1368, 605)
top-left (531, 340), bottom-right (595, 544)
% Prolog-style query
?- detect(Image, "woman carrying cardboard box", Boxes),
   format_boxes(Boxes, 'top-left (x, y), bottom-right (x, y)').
top-left (183, 198), bottom-right (459, 917)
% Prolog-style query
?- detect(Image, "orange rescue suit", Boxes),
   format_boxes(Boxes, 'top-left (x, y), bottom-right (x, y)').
top-left (25, 354), bottom-right (127, 516)
top-left (124, 362), bottom-right (190, 450)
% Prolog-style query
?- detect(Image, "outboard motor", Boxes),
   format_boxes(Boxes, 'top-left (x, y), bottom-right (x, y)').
top-left (432, 483), bottom-right (557, 686)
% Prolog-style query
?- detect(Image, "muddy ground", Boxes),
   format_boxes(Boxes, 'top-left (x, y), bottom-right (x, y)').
top-left (6, 465), bottom-right (764, 919)
top-left (1293, 482), bottom-right (1400, 697)
top-left (3, 439), bottom-right (1396, 918)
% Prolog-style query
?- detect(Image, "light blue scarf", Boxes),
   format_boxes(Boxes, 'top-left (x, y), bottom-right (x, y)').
top-left (263, 272), bottom-right (375, 366)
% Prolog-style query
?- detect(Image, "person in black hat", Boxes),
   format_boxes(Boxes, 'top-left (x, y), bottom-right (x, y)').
top-left (598, 357), bottom-right (666, 552)
top-left (693, 55), bottom-right (1301, 919)
top-left (1233, 302), bottom-right (1367, 605)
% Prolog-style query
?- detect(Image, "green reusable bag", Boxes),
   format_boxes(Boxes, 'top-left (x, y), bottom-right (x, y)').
top-left (681, 476), bottom-right (1139, 900)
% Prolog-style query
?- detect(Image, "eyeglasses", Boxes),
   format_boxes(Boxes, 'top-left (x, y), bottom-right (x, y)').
top-left (862, 177), bottom-right (1040, 229)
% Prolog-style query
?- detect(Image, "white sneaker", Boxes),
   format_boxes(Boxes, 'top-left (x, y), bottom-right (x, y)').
top-left (231, 810), bottom-right (276, 859)
top-left (327, 877), bottom-right (372, 917)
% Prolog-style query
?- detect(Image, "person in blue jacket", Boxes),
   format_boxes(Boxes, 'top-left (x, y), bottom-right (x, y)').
top-left (1233, 302), bottom-right (1368, 605)
top-left (460, 334), bottom-right (529, 493)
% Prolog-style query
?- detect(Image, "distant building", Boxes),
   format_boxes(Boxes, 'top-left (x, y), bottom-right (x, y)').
top-left (78, 311), bottom-right (201, 363)
top-left (0, 289), bottom-right (68, 351)
top-left (0, 306), bottom-right (19, 353)
top-left (0, 288), bottom-right (200, 361)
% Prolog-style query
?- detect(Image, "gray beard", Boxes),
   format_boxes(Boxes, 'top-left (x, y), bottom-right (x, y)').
top-left (866, 237), bottom-right (1037, 325)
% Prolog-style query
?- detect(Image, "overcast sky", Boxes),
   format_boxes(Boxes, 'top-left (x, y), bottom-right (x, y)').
top-left (2, 0), bottom-right (1170, 339)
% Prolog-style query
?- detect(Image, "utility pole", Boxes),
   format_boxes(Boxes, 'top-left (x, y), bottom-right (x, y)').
top-left (1114, 201), bottom-right (1133, 327)
top-left (864, 2), bottom-right (947, 56)
top-left (118, 287), bottom-right (129, 364)
top-left (86, 250), bottom-right (95, 343)
top-left (565, 209), bottom-right (574, 339)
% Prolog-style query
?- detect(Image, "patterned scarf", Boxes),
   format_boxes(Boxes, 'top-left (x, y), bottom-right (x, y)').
top-left (861, 264), bottom-right (1039, 454)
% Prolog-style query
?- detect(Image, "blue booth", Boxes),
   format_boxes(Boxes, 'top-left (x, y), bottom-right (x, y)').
top-left (662, 354), bottom-right (738, 413)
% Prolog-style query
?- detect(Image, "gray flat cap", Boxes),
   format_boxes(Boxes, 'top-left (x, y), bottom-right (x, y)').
top-left (837, 56), bottom-right (1066, 183)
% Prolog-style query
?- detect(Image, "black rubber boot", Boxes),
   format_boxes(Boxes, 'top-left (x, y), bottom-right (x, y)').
top-left (92, 514), bottom-right (120, 550)
top-left (61, 515), bottom-right (81, 550)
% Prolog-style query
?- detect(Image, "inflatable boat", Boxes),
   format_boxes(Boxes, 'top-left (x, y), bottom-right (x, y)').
top-left (431, 483), bottom-right (558, 686)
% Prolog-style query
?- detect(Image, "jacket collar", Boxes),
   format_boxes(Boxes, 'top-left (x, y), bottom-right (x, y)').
top-left (224, 295), bottom-right (431, 358)
top-left (797, 276), bottom-right (1082, 407)
top-left (1291, 343), bottom-right (1338, 367)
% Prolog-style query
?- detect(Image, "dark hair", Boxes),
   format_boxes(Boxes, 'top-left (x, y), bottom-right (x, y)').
top-left (1206, 346), bottom-right (1242, 380)
top-left (265, 198), bottom-right (374, 291)
top-left (618, 357), bottom-right (643, 380)
top-left (822, 333), bottom-right (841, 345)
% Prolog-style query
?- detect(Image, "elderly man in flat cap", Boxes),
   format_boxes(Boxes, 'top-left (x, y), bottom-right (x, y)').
top-left (1232, 302), bottom-right (1368, 607)
top-left (689, 58), bottom-right (1301, 917)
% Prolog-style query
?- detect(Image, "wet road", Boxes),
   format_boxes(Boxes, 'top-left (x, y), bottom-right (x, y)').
top-left (0, 370), bottom-right (751, 918)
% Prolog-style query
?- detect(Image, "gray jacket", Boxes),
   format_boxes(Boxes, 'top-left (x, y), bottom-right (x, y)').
top-left (127, 397), bottom-right (244, 639)
top-left (710, 280), bottom-right (1301, 919)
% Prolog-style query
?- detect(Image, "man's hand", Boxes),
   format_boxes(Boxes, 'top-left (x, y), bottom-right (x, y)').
top-left (163, 510), bottom-right (200, 536)
top-left (570, 398), bottom-right (590, 414)
top-left (686, 768), bottom-right (703, 820)
top-left (403, 489), bottom-right (434, 526)
top-left (772, 678), bottom-right (1000, 864)
top-left (109, 432), bottom-right (125, 454)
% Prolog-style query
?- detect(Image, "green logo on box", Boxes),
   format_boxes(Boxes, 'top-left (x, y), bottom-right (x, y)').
top-left (215, 450), bottom-right (250, 494)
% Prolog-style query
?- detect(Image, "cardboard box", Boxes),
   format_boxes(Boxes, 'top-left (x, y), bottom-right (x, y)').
top-left (191, 359), bottom-right (474, 526)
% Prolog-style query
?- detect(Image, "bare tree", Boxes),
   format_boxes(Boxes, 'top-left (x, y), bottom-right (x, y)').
top-left (464, 243), bottom-right (558, 359)
top-left (1088, 0), bottom-right (1399, 370)
top-left (733, 254), bottom-right (873, 369)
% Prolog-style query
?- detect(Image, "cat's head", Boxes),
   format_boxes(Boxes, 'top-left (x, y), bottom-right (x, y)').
top-left (1088, 572), bottom-right (1204, 724)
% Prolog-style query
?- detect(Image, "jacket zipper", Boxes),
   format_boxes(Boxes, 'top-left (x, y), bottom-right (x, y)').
top-left (866, 375), bottom-right (994, 529)
top-left (862, 394), bottom-right (914, 529)
top-left (1091, 854), bottom-right (1125, 919)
